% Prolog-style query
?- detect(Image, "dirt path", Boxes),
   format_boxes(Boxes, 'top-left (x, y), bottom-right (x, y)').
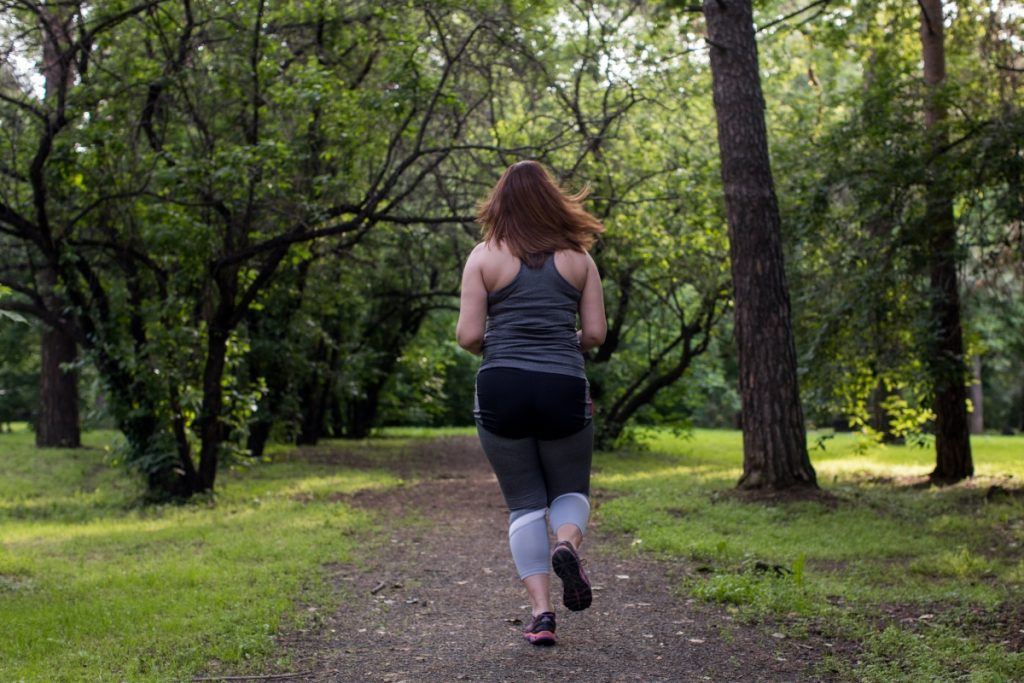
top-left (272, 436), bottom-right (842, 682)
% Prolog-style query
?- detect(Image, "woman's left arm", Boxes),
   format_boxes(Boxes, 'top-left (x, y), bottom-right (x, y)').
top-left (456, 247), bottom-right (487, 355)
top-left (578, 253), bottom-right (607, 351)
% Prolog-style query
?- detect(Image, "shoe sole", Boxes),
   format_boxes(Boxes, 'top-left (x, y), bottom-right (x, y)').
top-left (524, 630), bottom-right (556, 646)
top-left (552, 546), bottom-right (592, 612)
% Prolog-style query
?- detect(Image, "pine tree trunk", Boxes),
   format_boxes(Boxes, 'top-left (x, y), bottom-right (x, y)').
top-left (919, 0), bottom-right (973, 482)
top-left (704, 0), bottom-right (816, 490)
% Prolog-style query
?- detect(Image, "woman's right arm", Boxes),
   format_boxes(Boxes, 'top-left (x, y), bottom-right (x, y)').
top-left (456, 246), bottom-right (487, 355)
top-left (578, 253), bottom-right (607, 352)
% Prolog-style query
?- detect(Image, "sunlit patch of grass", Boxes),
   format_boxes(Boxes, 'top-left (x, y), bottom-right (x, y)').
top-left (375, 425), bottom-right (476, 439)
top-left (0, 430), bottom-right (399, 682)
top-left (909, 547), bottom-right (999, 580)
top-left (594, 428), bottom-right (1024, 682)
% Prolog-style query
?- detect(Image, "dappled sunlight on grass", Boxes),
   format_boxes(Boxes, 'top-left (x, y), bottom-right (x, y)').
top-left (2, 426), bottom-right (1020, 681)
top-left (591, 428), bottom-right (1024, 682)
top-left (375, 425), bottom-right (476, 439)
top-left (814, 459), bottom-right (933, 480)
top-left (0, 431), bottom-right (396, 681)
top-left (594, 463), bottom-right (740, 489)
top-left (219, 466), bottom-right (401, 501)
top-left (594, 427), bottom-right (1024, 611)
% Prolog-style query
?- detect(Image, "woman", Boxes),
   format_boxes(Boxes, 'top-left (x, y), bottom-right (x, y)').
top-left (456, 160), bottom-right (607, 646)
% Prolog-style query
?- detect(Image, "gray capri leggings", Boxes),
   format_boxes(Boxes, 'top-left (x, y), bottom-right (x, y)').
top-left (475, 368), bottom-right (594, 578)
top-left (476, 422), bottom-right (593, 511)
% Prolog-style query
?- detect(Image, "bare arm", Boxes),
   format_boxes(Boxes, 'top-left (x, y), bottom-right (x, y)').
top-left (456, 246), bottom-right (487, 355)
top-left (578, 253), bottom-right (607, 352)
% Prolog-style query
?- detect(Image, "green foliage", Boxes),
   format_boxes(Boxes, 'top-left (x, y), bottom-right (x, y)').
top-left (3, 0), bottom-right (1023, 495)
top-left (0, 322), bottom-right (39, 428)
top-left (773, 0), bottom-right (1024, 438)
top-left (379, 312), bottom-right (479, 428)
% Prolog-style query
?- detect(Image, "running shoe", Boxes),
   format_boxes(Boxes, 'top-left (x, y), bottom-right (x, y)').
top-left (523, 611), bottom-right (557, 646)
top-left (552, 540), bottom-right (592, 611)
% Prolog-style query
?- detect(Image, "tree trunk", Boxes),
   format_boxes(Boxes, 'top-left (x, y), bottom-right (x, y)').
top-left (1019, 375), bottom-right (1024, 433)
top-left (37, 319), bottom-right (80, 447)
top-left (297, 378), bottom-right (329, 445)
top-left (247, 420), bottom-right (272, 459)
top-left (35, 6), bottom-right (80, 448)
top-left (345, 367), bottom-right (395, 440)
top-left (703, 0), bottom-right (816, 490)
top-left (197, 324), bottom-right (230, 491)
top-left (296, 340), bottom-right (332, 445)
top-left (919, 0), bottom-right (973, 482)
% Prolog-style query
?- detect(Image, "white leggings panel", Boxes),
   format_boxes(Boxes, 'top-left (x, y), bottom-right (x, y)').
top-left (549, 492), bottom-right (590, 536)
top-left (508, 508), bottom-right (549, 579)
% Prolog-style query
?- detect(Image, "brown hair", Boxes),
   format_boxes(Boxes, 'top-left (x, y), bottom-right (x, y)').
top-left (476, 160), bottom-right (604, 267)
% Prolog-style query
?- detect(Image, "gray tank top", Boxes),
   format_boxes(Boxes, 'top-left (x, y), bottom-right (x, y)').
top-left (479, 253), bottom-right (585, 378)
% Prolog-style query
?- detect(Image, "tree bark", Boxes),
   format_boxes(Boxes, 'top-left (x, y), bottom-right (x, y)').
top-left (36, 316), bottom-right (80, 447)
top-left (197, 323), bottom-right (229, 492)
top-left (703, 0), bottom-right (816, 490)
top-left (919, 0), bottom-right (973, 482)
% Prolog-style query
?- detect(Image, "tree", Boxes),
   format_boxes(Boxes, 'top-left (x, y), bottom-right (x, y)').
top-left (703, 0), bottom-right (816, 489)
top-left (918, 0), bottom-right (973, 482)
top-left (36, 5), bottom-right (81, 448)
top-left (0, 0), bottom-right (510, 497)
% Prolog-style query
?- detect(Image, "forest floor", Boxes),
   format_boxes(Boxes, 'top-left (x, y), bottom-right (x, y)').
top-left (254, 436), bottom-right (853, 683)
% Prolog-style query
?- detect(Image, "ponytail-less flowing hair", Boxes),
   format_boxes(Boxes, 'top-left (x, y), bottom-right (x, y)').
top-left (476, 160), bottom-right (605, 268)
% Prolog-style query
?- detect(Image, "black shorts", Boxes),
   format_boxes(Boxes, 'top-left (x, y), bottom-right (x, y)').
top-left (474, 367), bottom-right (591, 440)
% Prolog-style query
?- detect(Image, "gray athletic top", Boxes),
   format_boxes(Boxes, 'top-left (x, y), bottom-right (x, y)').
top-left (479, 253), bottom-right (585, 379)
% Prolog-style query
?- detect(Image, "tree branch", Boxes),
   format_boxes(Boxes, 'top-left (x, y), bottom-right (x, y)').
top-left (756, 0), bottom-right (832, 33)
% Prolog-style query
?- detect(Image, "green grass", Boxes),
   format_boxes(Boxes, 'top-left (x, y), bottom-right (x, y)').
top-left (0, 427), bottom-right (400, 682)
top-left (3, 424), bottom-right (1021, 682)
top-left (374, 425), bottom-right (476, 439)
top-left (594, 429), bottom-right (1024, 682)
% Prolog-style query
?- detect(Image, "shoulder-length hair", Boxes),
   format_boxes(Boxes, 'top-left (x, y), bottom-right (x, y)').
top-left (476, 160), bottom-right (605, 268)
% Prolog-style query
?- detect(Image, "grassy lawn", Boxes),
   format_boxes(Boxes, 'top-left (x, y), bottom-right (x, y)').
top-left (0, 427), bottom-right (400, 682)
top-left (593, 429), bottom-right (1024, 683)
top-left (2, 425), bottom-right (1020, 682)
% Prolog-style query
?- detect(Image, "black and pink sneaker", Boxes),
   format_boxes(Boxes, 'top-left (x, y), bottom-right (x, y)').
top-left (552, 540), bottom-right (592, 611)
top-left (523, 611), bottom-right (557, 645)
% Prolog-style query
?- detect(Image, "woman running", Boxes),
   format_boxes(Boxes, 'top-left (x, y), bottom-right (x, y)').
top-left (456, 160), bottom-right (607, 646)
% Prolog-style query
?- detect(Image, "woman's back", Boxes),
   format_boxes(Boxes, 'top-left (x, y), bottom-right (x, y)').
top-left (480, 250), bottom-right (584, 378)
top-left (457, 242), bottom-right (605, 358)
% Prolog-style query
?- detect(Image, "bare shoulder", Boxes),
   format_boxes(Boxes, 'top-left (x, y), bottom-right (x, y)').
top-left (553, 248), bottom-right (591, 291)
top-left (474, 240), bottom-right (522, 291)
top-left (466, 241), bottom-right (488, 261)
